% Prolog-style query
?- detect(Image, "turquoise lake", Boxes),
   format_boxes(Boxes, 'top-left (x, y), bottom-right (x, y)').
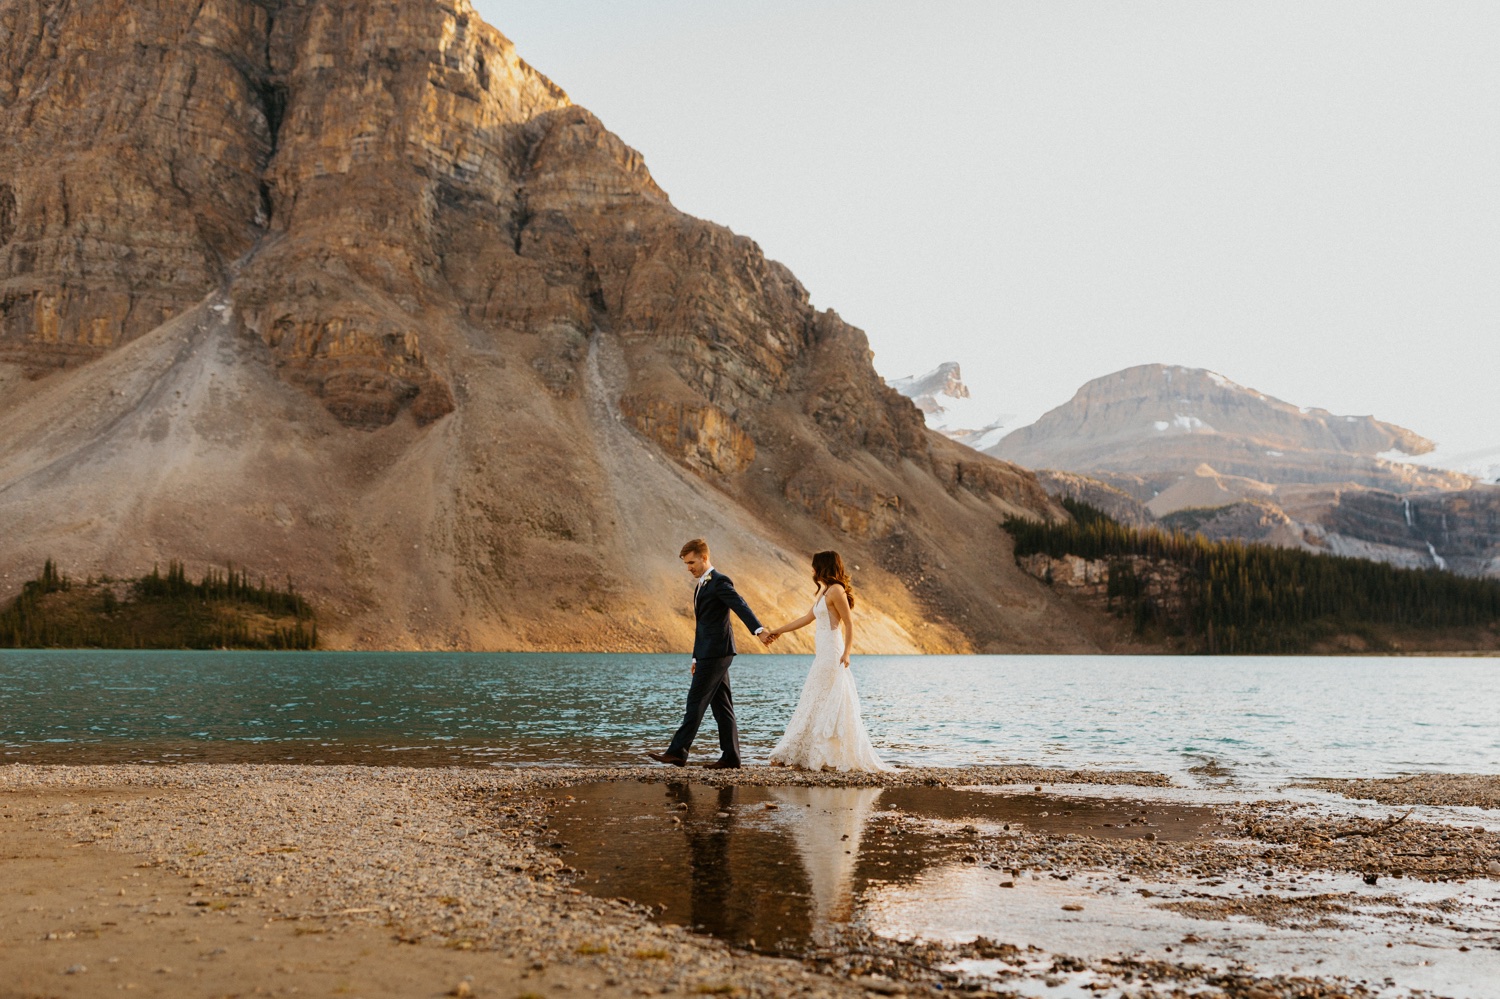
top-left (1, 651), bottom-right (1496, 784)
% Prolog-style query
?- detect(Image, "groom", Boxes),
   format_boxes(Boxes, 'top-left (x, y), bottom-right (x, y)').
top-left (648, 538), bottom-right (773, 770)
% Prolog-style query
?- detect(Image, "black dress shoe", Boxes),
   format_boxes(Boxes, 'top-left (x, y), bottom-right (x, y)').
top-left (647, 751), bottom-right (687, 767)
top-left (702, 760), bottom-right (741, 769)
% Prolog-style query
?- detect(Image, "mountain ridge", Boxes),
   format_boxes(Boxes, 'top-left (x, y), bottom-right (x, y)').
top-left (981, 362), bottom-right (1497, 578)
top-left (0, 0), bottom-right (1135, 653)
top-left (989, 364), bottom-right (1447, 489)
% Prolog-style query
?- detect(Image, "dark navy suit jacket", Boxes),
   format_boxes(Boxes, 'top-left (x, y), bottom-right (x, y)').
top-left (692, 570), bottom-right (764, 660)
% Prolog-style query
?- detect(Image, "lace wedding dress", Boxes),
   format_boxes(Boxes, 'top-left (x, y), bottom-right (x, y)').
top-left (768, 591), bottom-right (893, 772)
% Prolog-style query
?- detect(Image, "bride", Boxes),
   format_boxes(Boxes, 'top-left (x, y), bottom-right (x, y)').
top-left (764, 551), bottom-right (893, 772)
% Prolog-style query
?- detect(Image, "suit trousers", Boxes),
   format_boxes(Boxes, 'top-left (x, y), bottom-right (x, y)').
top-left (666, 655), bottom-right (739, 764)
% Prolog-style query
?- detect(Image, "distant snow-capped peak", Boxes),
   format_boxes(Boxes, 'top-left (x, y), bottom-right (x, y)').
top-left (887, 362), bottom-right (1011, 450)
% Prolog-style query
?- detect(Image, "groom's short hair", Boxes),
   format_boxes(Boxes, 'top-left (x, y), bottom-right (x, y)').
top-left (680, 538), bottom-right (709, 559)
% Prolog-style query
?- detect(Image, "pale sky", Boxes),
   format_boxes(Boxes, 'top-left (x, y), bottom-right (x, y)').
top-left (473, 1), bottom-right (1500, 463)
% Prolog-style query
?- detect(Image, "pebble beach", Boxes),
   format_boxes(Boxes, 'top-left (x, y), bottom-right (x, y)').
top-left (3, 764), bottom-right (1498, 999)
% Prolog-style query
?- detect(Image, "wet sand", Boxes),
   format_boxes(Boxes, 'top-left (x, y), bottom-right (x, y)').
top-left (2, 765), bottom-right (1498, 999)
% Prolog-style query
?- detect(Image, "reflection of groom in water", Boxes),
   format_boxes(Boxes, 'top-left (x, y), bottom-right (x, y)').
top-left (649, 538), bottom-right (771, 770)
top-left (665, 782), bottom-right (741, 937)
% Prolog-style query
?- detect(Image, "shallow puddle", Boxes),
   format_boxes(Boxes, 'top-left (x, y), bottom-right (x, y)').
top-left (539, 781), bottom-right (1215, 953)
top-left (540, 781), bottom-right (1500, 998)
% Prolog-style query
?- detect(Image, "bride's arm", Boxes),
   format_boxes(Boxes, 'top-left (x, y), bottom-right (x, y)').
top-left (767, 609), bottom-right (816, 638)
top-left (826, 585), bottom-right (853, 667)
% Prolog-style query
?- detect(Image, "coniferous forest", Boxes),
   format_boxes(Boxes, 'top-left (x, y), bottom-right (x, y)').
top-left (0, 559), bottom-right (318, 650)
top-left (1004, 499), bottom-right (1500, 654)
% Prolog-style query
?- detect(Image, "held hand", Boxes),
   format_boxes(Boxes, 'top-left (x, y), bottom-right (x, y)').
top-left (758, 630), bottom-right (776, 647)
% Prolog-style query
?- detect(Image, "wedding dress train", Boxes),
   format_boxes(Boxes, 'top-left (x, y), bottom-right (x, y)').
top-left (768, 592), bottom-right (893, 772)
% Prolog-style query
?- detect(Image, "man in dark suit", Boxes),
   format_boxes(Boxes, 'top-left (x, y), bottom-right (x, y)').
top-left (649, 538), bottom-right (772, 769)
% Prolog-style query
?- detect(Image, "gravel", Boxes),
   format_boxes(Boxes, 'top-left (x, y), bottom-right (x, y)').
top-left (0, 763), bottom-right (1164, 998)
top-left (4, 762), bottom-right (1493, 999)
top-left (1299, 774), bottom-right (1500, 811)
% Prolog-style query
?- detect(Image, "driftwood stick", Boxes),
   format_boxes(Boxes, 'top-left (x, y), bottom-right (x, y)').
top-left (1332, 809), bottom-right (1414, 840)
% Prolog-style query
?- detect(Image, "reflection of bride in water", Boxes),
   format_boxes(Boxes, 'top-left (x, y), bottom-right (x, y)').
top-left (657, 782), bottom-right (885, 948)
top-left (770, 786), bottom-right (883, 930)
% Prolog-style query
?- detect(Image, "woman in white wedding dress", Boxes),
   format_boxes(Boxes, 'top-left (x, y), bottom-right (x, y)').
top-left (765, 551), bottom-right (893, 772)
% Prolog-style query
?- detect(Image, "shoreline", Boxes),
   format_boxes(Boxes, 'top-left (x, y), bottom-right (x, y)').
top-left (5, 647), bottom-right (1500, 655)
top-left (3, 764), bottom-right (1497, 998)
top-left (2, 645), bottom-right (1500, 654)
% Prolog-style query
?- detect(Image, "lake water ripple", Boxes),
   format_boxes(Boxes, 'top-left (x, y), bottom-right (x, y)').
top-left (1, 651), bottom-right (1496, 783)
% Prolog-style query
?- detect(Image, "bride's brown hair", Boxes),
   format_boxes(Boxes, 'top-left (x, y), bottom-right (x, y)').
top-left (811, 550), bottom-right (855, 608)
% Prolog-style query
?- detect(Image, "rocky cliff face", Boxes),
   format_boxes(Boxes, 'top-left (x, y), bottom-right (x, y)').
top-left (0, 0), bottom-right (269, 372)
top-left (1315, 487), bottom-right (1500, 578)
top-left (1151, 485), bottom-right (1500, 578)
top-left (0, 0), bottom-right (1112, 652)
top-left (1030, 470), bottom-right (1154, 528)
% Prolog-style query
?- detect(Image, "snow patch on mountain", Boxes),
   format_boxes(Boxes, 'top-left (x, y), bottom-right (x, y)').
top-left (1152, 414), bottom-right (1213, 433)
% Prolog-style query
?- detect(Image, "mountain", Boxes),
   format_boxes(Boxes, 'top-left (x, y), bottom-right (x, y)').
top-left (887, 362), bottom-right (1008, 451)
top-left (992, 364), bottom-right (1498, 577)
top-left (1028, 470), bottom-right (1154, 529)
top-left (888, 363), bottom-right (969, 418)
top-left (988, 364), bottom-right (1464, 498)
top-left (0, 0), bottom-right (1128, 653)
